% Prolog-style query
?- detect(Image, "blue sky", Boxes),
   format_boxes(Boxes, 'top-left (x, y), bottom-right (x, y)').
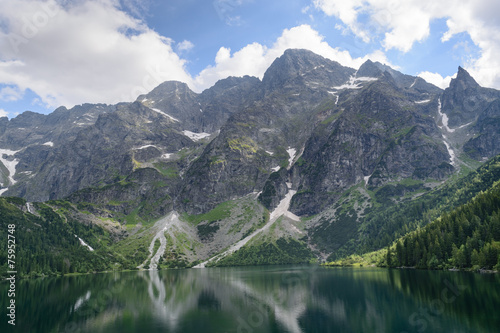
top-left (0, 0), bottom-right (498, 118)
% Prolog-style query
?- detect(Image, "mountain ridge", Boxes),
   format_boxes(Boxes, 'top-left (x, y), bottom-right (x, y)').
top-left (1, 48), bottom-right (500, 270)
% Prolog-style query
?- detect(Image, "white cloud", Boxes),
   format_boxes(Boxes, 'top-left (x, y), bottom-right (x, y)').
top-left (177, 40), bottom-right (194, 52)
top-left (213, 0), bottom-right (249, 26)
top-left (119, 0), bottom-right (151, 19)
top-left (417, 71), bottom-right (455, 90)
top-left (0, 86), bottom-right (24, 102)
top-left (194, 24), bottom-right (392, 91)
top-left (0, 108), bottom-right (9, 118)
top-left (0, 0), bottom-right (193, 108)
top-left (313, 0), bottom-right (500, 89)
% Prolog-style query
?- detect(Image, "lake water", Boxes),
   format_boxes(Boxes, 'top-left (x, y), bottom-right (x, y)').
top-left (1, 265), bottom-right (499, 333)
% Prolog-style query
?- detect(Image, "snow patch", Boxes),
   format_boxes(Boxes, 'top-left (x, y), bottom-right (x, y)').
top-left (0, 148), bottom-right (20, 186)
top-left (415, 99), bottom-right (430, 104)
top-left (182, 130), bottom-right (211, 142)
top-left (150, 108), bottom-right (179, 122)
top-left (332, 76), bottom-right (378, 90)
top-left (266, 150), bottom-right (274, 156)
top-left (75, 235), bottom-right (94, 251)
top-left (287, 148), bottom-right (297, 168)
top-left (271, 166), bottom-right (280, 172)
top-left (26, 202), bottom-right (35, 214)
top-left (42, 141), bottom-right (54, 147)
top-left (437, 99), bottom-right (454, 133)
top-left (409, 78), bottom-right (417, 88)
top-left (442, 136), bottom-right (456, 166)
top-left (161, 153), bottom-right (172, 159)
top-left (456, 121), bottom-right (473, 130)
top-left (136, 144), bottom-right (157, 150)
top-left (364, 175), bottom-right (371, 185)
top-left (327, 92), bottom-right (340, 104)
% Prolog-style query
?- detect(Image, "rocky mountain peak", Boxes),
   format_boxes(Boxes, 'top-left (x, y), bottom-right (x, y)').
top-left (451, 66), bottom-right (480, 90)
top-left (262, 49), bottom-right (354, 91)
top-left (201, 75), bottom-right (260, 99)
top-left (137, 80), bottom-right (197, 102)
top-left (262, 49), bottom-right (327, 84)
top-left (441, 66), bottom-right (500, 128)
top-left (356, 60), bottom-right (384, 78)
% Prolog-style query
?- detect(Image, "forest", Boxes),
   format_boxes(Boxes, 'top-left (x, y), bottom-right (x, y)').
top-left (385, 180), bottom-right (500, 270)
top-left (0, 198), bottom-right (131, 278)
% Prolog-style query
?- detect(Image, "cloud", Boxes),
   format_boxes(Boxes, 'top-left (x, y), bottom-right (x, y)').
top-left (119, 0), bottom-right (151, 19)
top-left (313, 0), bottom-right (500, 89)
top-left (0, 0), bottom-right (193, 108)
top-left (417, 71), bottom-right (455, 90)
top-left (213, 0), bottom-right (249, 26)
top-left (0, 85), bottom-right (24, 102)
top-left (194, 24), bottom-right (392, 91)
top-left (176, 40), bottom-right (194, 52)
top-left (0, 108), bottom-right (9, 118)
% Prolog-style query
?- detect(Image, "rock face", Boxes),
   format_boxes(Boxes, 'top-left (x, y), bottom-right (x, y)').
top-left (463, 99), bottom-right (500, 160)
top-left (289, 72), bottom-right (451, 215)
top-left (0, 49), bottom-right (499, 224)
top-left (441, 67), bottom-right (500, 128)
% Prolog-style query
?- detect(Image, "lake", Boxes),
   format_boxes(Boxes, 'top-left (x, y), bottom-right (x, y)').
top-left (1, 265), bottom-right (499, 332)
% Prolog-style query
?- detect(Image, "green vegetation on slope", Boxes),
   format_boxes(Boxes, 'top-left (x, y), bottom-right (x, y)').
top-left (0, 198), bottom-right (130, 278)
top-left (382, 181), bottom-right (500, 270)
top-left (210, 237), bottom-right (314, 267)
top-left (323, 154), bottom-right (500, 261)
top-left (326, 167), bottom-right (500, 272)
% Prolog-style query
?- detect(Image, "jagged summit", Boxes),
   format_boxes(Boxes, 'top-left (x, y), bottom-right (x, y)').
top-left (0, 48), bottom-right (499, 206)
top-left (441, 66), bottom-right (500, 127)
top-left (356, 59), bottom-right (385, 78)
top-left (451, 66), bottom-right (480, 89)
top-left (137, 80), bottom-right (196, 102)
top-left (262, 49), bottom-right (354, 90)
top-left (1, 48), bottom-right (500, 270)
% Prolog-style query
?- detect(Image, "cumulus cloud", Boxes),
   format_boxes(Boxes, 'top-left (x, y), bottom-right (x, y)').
top-left (313, 0), bottom-right (500, 89)
top-left (0, 1), bottom-right (394, 110)
top-left (0, 0), bottom-right (193, 108)
top-left (417, 71), bottom-right (455, 90)
top-left (194, 24), bottom-right (392, 91)
top-left (0, 108), bottom-right (9, 118)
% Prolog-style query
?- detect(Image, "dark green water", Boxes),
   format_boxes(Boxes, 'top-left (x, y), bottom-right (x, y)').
top-left (1, 266), bottom-right (499, 333)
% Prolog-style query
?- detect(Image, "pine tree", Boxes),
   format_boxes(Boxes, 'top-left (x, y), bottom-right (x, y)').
top-left (386, 246), bottom-right (392, 267)
top-left (396, 240), bottom-right (403, 266)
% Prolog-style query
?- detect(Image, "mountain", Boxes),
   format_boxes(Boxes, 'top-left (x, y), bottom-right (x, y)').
top-left (1, 49), bottom-right (500, 274)
top-left (326, 154), bottom-right (500, 270)
top-left (441, 67), bottom-right (500, 128)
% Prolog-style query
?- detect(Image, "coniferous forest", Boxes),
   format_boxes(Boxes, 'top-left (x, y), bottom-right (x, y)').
top-left (386, 181), bottom-right (500, 270)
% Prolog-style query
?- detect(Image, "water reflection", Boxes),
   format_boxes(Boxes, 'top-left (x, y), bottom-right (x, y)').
top-left (1, 266), bottom-right (499, 333)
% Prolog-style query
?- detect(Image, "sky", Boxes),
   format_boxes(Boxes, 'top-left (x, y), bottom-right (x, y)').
top-left (0, 0), bottom-right (499, 118)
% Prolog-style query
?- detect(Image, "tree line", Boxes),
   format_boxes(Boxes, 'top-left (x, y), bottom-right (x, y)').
top-left (386, 181), bottom-right (500, 270)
